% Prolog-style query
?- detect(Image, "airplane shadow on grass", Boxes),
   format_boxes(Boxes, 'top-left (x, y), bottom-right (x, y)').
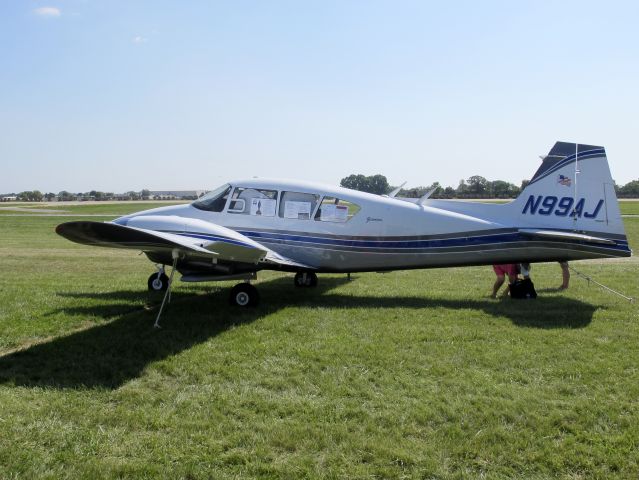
top-left (0, 276), bottom-right (597, 390)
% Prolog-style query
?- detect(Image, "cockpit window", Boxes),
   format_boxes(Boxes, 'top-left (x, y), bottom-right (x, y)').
top-left (192, 184), bottom-right (232, 212)
top-left (228, 187), bottom-right (278, 216)
top-left (315, 196), bottom-right (361, 222)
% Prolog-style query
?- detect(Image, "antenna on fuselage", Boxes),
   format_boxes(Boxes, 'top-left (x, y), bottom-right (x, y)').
top-left (417, 187), bottom-right (437, 206)
top-left (385, 182), bottom-right (407, 198)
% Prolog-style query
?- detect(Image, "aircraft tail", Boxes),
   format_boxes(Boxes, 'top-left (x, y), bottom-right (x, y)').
top-left (511, 142), bottom-right (627, 242)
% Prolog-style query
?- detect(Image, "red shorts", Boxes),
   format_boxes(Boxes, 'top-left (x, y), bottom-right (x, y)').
top-left (493, 264), bottom-right (517, 276)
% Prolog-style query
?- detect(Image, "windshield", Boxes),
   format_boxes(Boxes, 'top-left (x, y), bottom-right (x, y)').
top-left (192, 184), bottom-right (232, 212)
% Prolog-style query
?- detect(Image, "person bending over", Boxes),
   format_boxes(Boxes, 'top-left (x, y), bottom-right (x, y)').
top-left (491, 264), bottom-right (518, 298)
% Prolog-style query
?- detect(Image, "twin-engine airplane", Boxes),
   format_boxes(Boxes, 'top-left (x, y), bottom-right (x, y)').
top-left (57, 141), bottom-right (631, 317)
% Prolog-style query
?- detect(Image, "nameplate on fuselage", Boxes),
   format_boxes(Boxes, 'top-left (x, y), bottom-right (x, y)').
top-left (522, 195), bottom-right (604, 218)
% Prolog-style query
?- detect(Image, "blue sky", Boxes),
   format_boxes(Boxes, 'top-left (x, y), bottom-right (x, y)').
top-left (1, 1), bottom-right (638, 193)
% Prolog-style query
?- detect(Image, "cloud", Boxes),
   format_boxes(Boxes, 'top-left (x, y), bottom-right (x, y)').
top-left (132, 36), bottom-right (148, 44)
top-left (34, 7), bottom-right (61, 17)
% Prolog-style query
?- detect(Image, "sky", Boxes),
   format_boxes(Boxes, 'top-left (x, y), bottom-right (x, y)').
top-left (1, 1), bottom-right (638, 193)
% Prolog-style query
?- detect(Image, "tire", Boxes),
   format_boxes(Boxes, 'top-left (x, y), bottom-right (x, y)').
top-left (148, 272), bottom-right (169, 292)
top-left (229, 283), bottom-right (259, 307)
top-left (294, 272), bottom-right (318, 288)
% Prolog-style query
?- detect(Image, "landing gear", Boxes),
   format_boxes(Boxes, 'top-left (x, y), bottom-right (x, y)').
top-left (229, 283), bottom-right (260, 307)
top-left (148, 271), bottom-right (169, 291)
top-left (294, 271), bottom-right (318, 288)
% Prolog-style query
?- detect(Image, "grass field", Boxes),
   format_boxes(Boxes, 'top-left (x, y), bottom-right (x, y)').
top-left (0, 206), bottom-right (637, 478)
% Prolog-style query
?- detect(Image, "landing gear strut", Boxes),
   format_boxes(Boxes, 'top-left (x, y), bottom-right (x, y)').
top-left (294, 271), bottom-right (318, 288)
top-left (229, 283), bottom-right (260, 307)
top-left (153, 251), bottom-right (182, 328)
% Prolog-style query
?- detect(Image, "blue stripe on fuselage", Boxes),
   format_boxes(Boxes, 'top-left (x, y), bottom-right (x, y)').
top-left (235, 229), bottom-right (629, 252)
top-left (167, 229), bottom-right (629, 253)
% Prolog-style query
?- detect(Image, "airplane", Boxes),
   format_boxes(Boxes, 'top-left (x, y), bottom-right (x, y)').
top-left (56, 141), bottom-right (631, 325)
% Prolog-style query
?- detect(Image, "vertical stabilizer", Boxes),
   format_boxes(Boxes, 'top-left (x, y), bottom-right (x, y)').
top-left (512, 142), bottom-right (626, 239)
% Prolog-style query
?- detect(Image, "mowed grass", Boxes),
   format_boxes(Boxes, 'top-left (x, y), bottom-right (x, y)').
top-left (0, 212), bottom-right (638, 479)
top-left (0, 201), bottom-right (186, 216)
top-left (619, 200), bottom-right (639, 215)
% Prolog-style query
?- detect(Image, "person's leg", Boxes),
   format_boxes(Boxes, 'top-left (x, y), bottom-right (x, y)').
top-left (560, 262), bottom-right (570, 289)
top-left (492, 274), bottom-right (505, 298)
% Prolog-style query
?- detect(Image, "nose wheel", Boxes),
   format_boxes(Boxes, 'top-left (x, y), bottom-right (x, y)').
top-left (229, 283), bottom-right (260, 307)
top-left (148, 272), bottom-right (169, 291)
top-left (294, 271), bottom-right (318, 287)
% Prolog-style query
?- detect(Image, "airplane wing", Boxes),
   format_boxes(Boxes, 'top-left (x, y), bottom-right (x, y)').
top-left (56, 221), bottom-right (316, 269)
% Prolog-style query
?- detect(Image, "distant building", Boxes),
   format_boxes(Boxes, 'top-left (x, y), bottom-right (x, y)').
top-left (149, 190), bottom-right (205, 200)
top-left (1, 196), bottom-right (17, 202)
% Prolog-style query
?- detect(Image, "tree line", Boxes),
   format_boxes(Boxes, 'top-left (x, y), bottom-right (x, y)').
top-left (340, 174), bottom-right (639, 198)
top-left (3, 189), bottom-right (155, 202)
top-left (4, 177), bottom-right (639, 201)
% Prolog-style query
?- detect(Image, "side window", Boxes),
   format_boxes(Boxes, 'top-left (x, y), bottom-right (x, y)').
top-left (315, 196), bottom-right (361, 222)
top-left (279, 191), bottom-right (319, 220)
top-left (192, 184), bottom-right (232, 212)
top-left (227, 188), bottom-right (277, 216)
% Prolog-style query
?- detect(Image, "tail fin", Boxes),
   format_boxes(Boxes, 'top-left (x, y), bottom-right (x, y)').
top-left (513, 141), bottom-right (626, 239)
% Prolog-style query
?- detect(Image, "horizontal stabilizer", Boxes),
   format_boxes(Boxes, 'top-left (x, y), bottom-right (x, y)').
top-left (518, 228), bottom-right (616, 245)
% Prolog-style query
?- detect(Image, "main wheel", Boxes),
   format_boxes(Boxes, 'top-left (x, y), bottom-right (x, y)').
top-left (229, 283), bottom-right (260, 307)
top-left (148, 272), bottom-right (169, 291)
top-left (294, 271), bottom-right (318, 288)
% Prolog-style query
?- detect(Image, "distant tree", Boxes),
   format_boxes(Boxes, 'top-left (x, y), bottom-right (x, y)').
top-left (489, 180), bottom-right (519, 198)
top-left (619, 179), bottom-right (639, 197)
top-left (466, 176), bottom-right (488, 196)
top-left (58, 191), bottom-right (74, 201)
top-left (45, 192), bottom-right (56, 201)
top-left (340, 174), bottom-right (390, 195)
top-left (17, 190), bottom-right (43, 201)
top-left (340, 174), bottom-right (366, 191)
top-left (456, 179), bottom-right (468, 195)
top-left (520, 179), bottom-right (530, 191)
top-left (400, 186), bottom-right (427, 198)
top-left (443, 186), bottom-right (456, 197)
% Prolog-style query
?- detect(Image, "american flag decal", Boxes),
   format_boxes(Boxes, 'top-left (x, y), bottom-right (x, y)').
top-left (557, 174), bottom-right (572, 187)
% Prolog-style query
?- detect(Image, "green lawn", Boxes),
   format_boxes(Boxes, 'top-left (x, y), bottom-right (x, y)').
top-left (0, 213), bottom-right (637, 479)
top-left (0, 201), bottom-right (186, 216)
top-left (619, 200), bottom-right (639, 215)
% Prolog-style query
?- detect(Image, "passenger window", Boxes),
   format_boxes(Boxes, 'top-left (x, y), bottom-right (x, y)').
top-left (227, 187), bottom-right (277, 216)
top-left (315, 197), bottom-right (361, 222)
top-left (192, 184), bottom-right (232, 212)
top-left (279, 191), bottom-right (319, 220)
